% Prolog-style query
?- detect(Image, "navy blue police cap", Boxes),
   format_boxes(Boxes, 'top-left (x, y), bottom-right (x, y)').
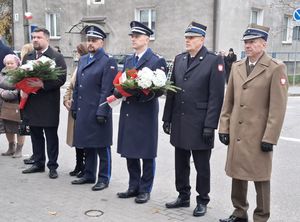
top-left (129, 21), bottom-right (153, 36)
top-left (242, 24), bottom-right (270, 41)
top-left (184, 21), bottom-right (207, 37)
top-left (85, 25), bottom-right (106, 39)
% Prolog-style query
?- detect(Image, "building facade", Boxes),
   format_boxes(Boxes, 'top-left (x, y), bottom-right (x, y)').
top-left (9, 0), bottom-right (300, 75)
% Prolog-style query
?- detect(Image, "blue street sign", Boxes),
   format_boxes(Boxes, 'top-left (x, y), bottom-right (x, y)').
top-left (293, 8), bottom-right (300, 21)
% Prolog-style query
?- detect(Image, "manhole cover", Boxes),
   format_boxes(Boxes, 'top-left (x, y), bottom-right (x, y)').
top-left (84, 209), bottom-right (104, 217)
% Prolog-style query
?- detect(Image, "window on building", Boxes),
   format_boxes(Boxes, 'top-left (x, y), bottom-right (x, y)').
top-left (46, 13), bottom-right (60, 38)
top-left (93, 0), bottom-right (105, 4)
top-left (250, 8), bottom-right (263, 25)
top-left (135, 8), bottom-right (156, 39)
top-left (282, 15), bottom-right (293, 43)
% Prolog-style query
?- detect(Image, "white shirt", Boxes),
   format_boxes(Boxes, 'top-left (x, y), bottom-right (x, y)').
top-left (135, 48), bottom-right (148, 61)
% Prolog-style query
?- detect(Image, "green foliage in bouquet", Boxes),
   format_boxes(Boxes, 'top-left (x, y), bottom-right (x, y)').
top-left (152, 80), bottom-right (181, 93)
top-left (7, 61), bottom-right (64, 84)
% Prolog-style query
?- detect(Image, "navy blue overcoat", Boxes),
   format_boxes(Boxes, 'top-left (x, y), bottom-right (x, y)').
top-left (117, 48), bottom-right (167, 158)
top-left (72, 48), bottom-right (117, 148)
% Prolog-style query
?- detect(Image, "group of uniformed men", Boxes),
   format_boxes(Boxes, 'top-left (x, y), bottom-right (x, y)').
top-left (21, 20), bottom-right (288, 222)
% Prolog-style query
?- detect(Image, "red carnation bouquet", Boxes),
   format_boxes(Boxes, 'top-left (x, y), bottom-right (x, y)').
top-left (101, 67), bottom-right (180, 107)
top-left (7, 56), bottom-right (63, 109)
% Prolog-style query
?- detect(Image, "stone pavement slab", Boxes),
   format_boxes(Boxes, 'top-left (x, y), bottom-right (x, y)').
top-left (0, 94), bottom-right (300, 222)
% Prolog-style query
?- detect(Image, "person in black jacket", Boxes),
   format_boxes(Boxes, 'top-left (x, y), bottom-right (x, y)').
top-left (162, 21), bottom-right (225, 217)
top-left (224, 48), bottom-right (237, 83)
top-left (21, 28), bottom-right (66, 179)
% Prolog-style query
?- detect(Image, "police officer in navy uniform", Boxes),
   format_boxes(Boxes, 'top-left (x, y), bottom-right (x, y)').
top-left (115, 21), bottom-right (167, 204)
top-left (71, 25), bottom-right (118, 191)
top-left (162, 22), bottom-right (225, 216)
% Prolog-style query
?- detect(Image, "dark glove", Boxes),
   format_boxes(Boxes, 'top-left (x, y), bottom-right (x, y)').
top-left (96, 115), bottom-right (107, 124)
top-left (219, 133), bottom-right (230, 145)
top-left (71, 111), bottom-right (77, 120)
top-left (162, 122), bottom-right (171, 134)
top-left (203, 128), bottom-right (214, 146)
top-left (113, 88), bottom-right (123, 99)
top-left (123, 88), bottom-right (140, 96)
top-left (154, 89), bottom-right (165, 97)
top-left (261, 142), bottom-right (273, 152)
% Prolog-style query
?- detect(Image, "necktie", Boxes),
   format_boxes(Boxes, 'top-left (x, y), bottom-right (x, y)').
top-left (134, 56), bottom-right (139, 66)
top-left (36, 52), bottom-right (42, 59)
top-left (249, 64), bottom-right (255, 73)
top-left (88, 56), bottom-right (93, 64)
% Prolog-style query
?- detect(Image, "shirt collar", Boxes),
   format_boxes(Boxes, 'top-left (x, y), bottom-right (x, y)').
top-left (135, 48), bottom-right (148, 60)
top-left (36, 46), bottom-right (49, 55)
top-left (249, 60), bottom-right (257, 66)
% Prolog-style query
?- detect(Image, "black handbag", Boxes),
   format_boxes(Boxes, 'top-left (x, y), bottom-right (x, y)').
top-left (18, 121), bottom-right (30, 136)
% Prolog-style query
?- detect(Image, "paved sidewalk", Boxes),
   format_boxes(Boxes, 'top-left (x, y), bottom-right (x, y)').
top-left (0, 93), bottom-right (299, 222)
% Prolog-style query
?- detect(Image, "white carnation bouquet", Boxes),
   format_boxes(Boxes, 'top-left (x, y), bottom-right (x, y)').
top-left (102, 67), bottom-right (180, 107)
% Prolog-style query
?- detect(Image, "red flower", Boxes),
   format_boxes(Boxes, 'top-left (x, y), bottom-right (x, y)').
top-left (126, 69), bottom-right (138, 79)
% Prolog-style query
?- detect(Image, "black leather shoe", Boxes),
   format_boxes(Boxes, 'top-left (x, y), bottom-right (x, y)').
top-left (193, 204), bottom-right (207, 217)
top-left (165, 197), bottom-right (190, 208)
top-left (22, 165), bottom-right (45, 174)
top-left (23, 155), bottom-right (35, 165)
top-left (76, 171), bottom-right (84, 178)
top-left (135, 193), bottom-right (150, 204)
top-left (69, 168), bottom-right (80, 176)
top-left (91, 182), bottom-right (109, 191)
top-left (117, 189), bottom-right (139, 198)
top-left (71, 178), bottom-right (95, 185)
top-left (49, 169), bottom-right (58, 179)
top-left (219, 215), bottom-right (248, 222)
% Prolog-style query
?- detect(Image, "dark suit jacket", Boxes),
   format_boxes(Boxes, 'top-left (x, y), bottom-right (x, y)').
top-left (163, 46), bottom-right (225, 150)
top-left (22, 47), bottom-right (67, 127)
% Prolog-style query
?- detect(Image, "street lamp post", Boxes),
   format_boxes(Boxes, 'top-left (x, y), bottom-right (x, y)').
top-left (22, 0), bottom-right (29, 43)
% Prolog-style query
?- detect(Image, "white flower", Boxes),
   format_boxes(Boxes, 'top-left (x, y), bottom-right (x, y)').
top-left (37, 56), bottom-right (56, 68)
top-left (37, 56), bottom-right (51, 63)
top-left (152, 69), bottom-right (167, 87)
top-left (137, 67), bottom-right (154, 89)
top-left (20, 63), bottom-right (33, 71)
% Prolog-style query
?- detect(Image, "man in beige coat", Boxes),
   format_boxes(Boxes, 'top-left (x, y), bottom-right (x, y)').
top-left (218, 24), bottom-right (288, 222)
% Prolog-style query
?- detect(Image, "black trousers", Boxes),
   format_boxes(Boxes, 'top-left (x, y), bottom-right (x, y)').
top-left (175, 147), bottom-right (211, 205)
top-left (126, 158), bottom-right (155, 193)
top-left (30, 126), bottom-right (59, 170)
top-left (83, 147), bottom-right (111, 183)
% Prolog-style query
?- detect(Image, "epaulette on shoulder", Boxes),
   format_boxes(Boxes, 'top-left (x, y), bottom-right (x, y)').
top-left (207, 50), bottom-right (217, 56)
top-left (176, 52), bottom-right (187, 58)
top-left (271, 58), bottom-right (283, 65)
top-left (155, 53), bottom-right (163, 58)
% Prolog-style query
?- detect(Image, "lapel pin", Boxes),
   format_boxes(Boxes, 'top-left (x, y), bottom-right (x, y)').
top-left (199, 56), bottom-right (203, 60)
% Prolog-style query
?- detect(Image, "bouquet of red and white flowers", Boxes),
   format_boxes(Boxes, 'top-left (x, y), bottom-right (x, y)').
top-left (104, 67), bottom-right (180, 107)
top-left (7, 56), bottom-right (63, 109)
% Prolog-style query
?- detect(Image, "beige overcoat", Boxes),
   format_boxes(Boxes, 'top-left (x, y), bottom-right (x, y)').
top-left (63, 68), bottom-right (77, 147)
top-left (219, 52), bottom-right (288, 181)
